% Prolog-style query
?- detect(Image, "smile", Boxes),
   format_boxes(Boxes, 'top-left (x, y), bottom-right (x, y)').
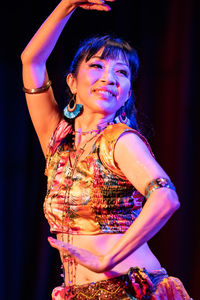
top-left (93, 88), bottom-right (117, 97)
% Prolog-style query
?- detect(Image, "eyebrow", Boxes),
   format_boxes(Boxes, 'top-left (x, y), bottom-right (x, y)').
top-left (90, 56), bottom-right (129, 67)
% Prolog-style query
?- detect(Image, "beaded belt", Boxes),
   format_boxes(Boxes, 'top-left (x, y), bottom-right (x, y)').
top-left (52, 267), bottom-right (168, 299)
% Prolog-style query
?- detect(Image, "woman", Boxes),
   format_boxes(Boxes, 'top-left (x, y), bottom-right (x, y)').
top-left (21, 0), bottom-right (191, 299)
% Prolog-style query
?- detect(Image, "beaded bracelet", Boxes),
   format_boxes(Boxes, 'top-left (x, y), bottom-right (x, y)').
top-left (23, 80), bottom-right (52, 94)
top-left (145, 178), bottom-right (176, 199)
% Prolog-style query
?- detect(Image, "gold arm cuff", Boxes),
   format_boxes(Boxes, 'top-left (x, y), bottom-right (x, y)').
top-left (23, 80), bottom-right (52, 94)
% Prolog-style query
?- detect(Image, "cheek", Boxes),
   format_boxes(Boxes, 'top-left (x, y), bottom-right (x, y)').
top-left (119, 80), bottom-right (131, 98)
top-left (78, 69), bottom-right (100, 82)
top-left (87, 70), bottom-right (102, 84)
top-left (76, 73), bottom-right (97, 96)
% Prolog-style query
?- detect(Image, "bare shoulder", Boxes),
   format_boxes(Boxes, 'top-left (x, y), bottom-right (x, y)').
top-left (114, 131), bottom-right (169, 195)
top-left (115, 131), bottom-right (154, 162)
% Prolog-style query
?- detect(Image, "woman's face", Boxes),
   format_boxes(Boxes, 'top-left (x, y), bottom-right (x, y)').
top-left (67, 49), bottom-right (132, 117)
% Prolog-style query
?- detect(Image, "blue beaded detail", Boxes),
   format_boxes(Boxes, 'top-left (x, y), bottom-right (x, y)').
top-left (63, 103), bottom-right (83, 119)
top-left (145, 178), bottom-right (176, 199)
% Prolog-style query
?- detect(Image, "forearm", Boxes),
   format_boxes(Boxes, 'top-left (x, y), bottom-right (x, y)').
top-left (106, 189), bottom-right (180, 269)
top-left (21, 0), bottom-right (75, 65)
top-left (21, 1), bottom-right (75, 87)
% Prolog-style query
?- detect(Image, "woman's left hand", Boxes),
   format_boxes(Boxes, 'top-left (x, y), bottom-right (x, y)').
top-left (48, 237), bottom-right (112, 273)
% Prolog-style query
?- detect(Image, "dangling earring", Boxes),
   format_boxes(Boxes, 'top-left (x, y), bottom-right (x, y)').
top-left (118, 106), bottom-right (129, 124)
top-left (63, 94), bottom-right (83, 119)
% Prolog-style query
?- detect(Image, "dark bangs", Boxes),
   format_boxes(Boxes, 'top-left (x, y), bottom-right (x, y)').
top-left (69, 35), bottom-right (139, 84)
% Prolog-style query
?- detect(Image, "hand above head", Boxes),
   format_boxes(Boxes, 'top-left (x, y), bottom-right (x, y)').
top-left (69, 0), bottom-right (115, 11)
top-left (21, 0), bottom-right (116, 156)
top-left (48, 236), bottom-right (112, 273)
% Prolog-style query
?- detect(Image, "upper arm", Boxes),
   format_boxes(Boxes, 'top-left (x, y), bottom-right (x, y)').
top-left (22, 63), bottom-right (62, 155)
top-left (114, 132), bottom-right (170, 196)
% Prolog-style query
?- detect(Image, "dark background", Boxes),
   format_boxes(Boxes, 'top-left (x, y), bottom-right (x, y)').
top-left (0, 0), bottom-right (199, 299)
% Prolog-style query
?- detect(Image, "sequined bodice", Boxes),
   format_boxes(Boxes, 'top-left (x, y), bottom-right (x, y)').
top-left (43, 120), bottom-right (150, 235)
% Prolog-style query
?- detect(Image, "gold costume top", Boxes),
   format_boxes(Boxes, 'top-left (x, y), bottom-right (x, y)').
top-left (43, 120), bottom-right (153, 235)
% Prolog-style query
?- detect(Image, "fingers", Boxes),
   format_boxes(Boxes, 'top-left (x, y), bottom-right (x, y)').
top-left (48, 237), bottom-right (68, 251)
top-left (78, 0), bottom-right (115, 12)
top-left (78, 4), bottom-right (109, 12)
top-left (48, 237), bottom-right (107, 272)
top-left (87, 0), bottom-right (105, 2)
top-left (48, 237), bottom-right (86, 259)
top-left (87, 0), bottom-right (115, 3)
top-left (87, 5), bottom-right (111, 11)
top-left (48, 237), bottom-right (82, 263)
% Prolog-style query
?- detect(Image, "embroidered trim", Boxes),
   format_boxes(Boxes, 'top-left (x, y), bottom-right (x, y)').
top-left (145, 178), bottom-right (176, 199)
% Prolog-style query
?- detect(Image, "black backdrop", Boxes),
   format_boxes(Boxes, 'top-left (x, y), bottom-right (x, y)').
top-left (0, 0), bottom-right (199, 299)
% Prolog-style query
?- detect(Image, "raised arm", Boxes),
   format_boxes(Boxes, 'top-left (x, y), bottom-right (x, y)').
top-left (21, 0), bottom-right (113, 155)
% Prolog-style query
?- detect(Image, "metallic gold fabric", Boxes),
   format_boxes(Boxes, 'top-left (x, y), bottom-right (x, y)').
top-left (98, 123), bottom-right (154, 180)
top-left (44, 120), bottom-right (150, 235)
top-left (51, 267), bottom-right (191, 299)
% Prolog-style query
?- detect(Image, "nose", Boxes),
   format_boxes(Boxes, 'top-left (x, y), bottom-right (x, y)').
top-left (101, 68), bottom-right (117, 85)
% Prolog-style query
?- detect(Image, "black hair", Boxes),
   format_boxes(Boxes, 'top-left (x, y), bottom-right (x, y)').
top-left (66, 34), bottom-right (140, 130)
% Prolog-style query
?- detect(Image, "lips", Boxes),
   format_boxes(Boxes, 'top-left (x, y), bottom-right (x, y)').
top-left (93, 86), bottom-right (118, 96)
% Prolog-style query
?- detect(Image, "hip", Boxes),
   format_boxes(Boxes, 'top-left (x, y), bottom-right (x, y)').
top-left (52, 267), bottom-right (191, 300)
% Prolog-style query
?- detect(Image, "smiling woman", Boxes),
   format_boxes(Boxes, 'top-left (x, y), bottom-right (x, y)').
top-left (65, 35), bottom-right (138, 128)
top-left (21, 0), bottom-right (191, 299)
top-left (65, 38), bottom-right (135, 126)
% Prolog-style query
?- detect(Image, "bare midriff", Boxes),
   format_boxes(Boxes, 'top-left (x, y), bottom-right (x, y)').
top-left (57, 233), bottom-right (161, 285)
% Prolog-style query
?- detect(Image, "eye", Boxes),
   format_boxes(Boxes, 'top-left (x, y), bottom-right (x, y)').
top-left (117, 69), bottom-right (129, 77)
top-left (89, 63), bottom-right (103, 69)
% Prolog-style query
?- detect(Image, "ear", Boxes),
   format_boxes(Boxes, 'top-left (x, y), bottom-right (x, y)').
top-left (124, 89), bottom-right (132, 105)
top-left (128, 89), bottom-right (132, 99)
top-left (66, 73), bottom-right (77, 94)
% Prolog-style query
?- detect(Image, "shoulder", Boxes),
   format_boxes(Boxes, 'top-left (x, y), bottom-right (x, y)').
top-left (113, 125), bottom-right (169, 195)
top-left (100, 123), bottom-right (154, 157)
top-left (102, 122), bottom-right (135, 137)
top-left (97, 123), bottom-right (153, 180)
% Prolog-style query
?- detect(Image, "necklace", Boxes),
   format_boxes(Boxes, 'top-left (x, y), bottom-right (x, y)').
top-left (74, 128), bottom-right (101, 135)
top-left (61, 126), bottom-right (107, 299)
top-left (74, 121), bottom-right (114, 136)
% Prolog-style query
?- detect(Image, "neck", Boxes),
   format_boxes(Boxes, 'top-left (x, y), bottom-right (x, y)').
top-left (74, 112), bottom-right (115, 133)
top-left (73, 112), bottom-right (115, 149)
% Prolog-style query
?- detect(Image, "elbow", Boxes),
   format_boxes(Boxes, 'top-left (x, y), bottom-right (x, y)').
top-left (21, 50), bottom-right (33, 65)
top-left (21, 51), bottom-right (25, 64)
top-left (21, 51), bottom-right (29, 65)
top-left (164, 189), bottom-right (180, 214)
top-left (21, 47), bottom-right (29, 64)
top-left (21, 52), bottom-right (46, 77)
top-left (21, 49), bottom-right (41, 66)
top-left (171, 196), bottom-right (180, 213)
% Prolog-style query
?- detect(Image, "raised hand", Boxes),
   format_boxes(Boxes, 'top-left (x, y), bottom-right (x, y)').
top-left (70, 0), bottom-right (115, 11)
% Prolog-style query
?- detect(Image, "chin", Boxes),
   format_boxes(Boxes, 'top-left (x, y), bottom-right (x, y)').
top-left (93, 103), bottom-right (120, 115)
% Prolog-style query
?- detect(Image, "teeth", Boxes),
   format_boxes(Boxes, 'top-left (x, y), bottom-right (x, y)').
top-left (95, 90), bottom-right (114, 97)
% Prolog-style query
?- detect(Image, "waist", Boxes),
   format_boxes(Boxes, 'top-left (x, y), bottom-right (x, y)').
top-left (57, 233), bottom-right (161, 285)
top-left (74, 267), bottom-right (168, 288)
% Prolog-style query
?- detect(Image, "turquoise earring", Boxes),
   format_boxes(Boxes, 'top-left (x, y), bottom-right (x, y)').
top-left (118, 108), bottom-right (128, 124)
top-left (114, 106), bottom-right (129, 125)
top-left (63, 95), bottom-right (83, 119)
